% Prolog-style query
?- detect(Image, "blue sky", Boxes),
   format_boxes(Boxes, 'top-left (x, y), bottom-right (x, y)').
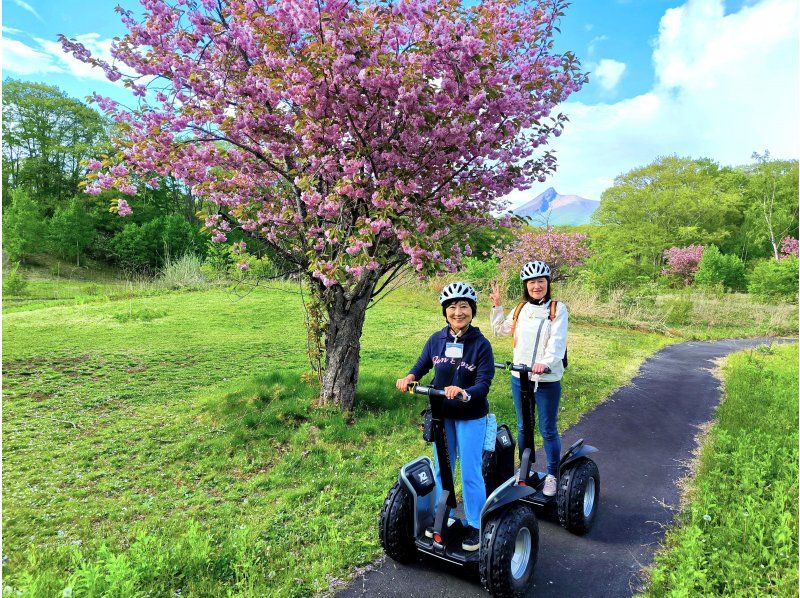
top-left (3, 0), bottom-right (798, 205)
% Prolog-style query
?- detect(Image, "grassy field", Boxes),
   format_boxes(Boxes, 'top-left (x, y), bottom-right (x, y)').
top-left (554, 281), bottom-right (798, 340)
top-left (2, 273), bottom-right (679, 597)
top-left (642, 344), bottom-right (799, 597)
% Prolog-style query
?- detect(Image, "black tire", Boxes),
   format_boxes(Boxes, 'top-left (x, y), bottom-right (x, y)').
top-left (557, 458), bottom-right (600, 535)
top-left (479, 505), bottom-right (539, 597)
top-left (378, 481), bottom-right (417, 563)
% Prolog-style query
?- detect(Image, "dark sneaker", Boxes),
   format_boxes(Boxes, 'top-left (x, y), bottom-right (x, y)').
top-left (461, 526), bottom-right (480, 552)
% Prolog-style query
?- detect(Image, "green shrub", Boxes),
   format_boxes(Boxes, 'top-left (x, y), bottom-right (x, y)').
top-left (48, 197), bottom-right (96, 266)
top-left (579, 252), bottom-right (640, 293)
top-left (3, 262), bottom-right (29, 295)
top-left (460, 256), bottom-right (500, 292)
top-left (234, 253), bottom-right (278, 281)
top-left (110, 215), bottom-right (203, 272)
top-left (2, 188), bottom-right (44, 262)
top-left (748, 256), bottom-right (799, 302)
top-left (694, 245), bottom-right (746, 291)
top-left (157, 253), bottom-right (207, 289)
top-left (201, 238), bottom-right (235, 277)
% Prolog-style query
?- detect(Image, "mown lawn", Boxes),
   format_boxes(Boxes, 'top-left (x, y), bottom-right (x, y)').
top-left (2, 280), bottom-right (680, 596)
top-left (642, 343), bottom-right (799, 597)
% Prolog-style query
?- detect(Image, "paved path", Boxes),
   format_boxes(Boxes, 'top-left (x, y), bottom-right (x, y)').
top-left (338, 338), bottom-right (792, 597)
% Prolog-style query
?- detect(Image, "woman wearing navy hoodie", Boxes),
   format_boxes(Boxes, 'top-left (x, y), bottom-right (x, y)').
top-left (396, 282), bottom-right (494, 553)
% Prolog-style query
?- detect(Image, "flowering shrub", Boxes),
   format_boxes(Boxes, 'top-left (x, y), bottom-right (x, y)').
top-left (780, 237), bottom-right (798, 259)
top-left (494, 227), bottom-right (590, 293)
top-left (663, 245), bottom-right (704, 285)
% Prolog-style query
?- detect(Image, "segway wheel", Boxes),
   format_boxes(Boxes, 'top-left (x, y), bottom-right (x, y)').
top-left (379, 481), bottom-right (417, 563)
top-left (557, 458), bottom-right (600, 535)
top-left (479, 504), bottom-right (539, 597)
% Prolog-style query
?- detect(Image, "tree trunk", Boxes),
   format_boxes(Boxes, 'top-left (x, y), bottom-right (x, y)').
top-left (320, 283), bottom-right (375, 412)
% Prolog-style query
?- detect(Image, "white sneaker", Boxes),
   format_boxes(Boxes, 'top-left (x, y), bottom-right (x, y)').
top-left (543, 474), bottom-right (557, 496)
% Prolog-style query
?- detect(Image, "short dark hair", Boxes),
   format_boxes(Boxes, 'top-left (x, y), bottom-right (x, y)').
top-left (442, 298), bottom-right (477, 318)
top-left (521, 278), bottom-right (551, 304)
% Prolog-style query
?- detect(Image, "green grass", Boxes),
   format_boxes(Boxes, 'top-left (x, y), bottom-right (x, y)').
top-left (642, 343), bottom-right (799, 597)
top-left (554, 281), bottom-right (798, 340)
top-left (2, 278), bottom-right (674, 597)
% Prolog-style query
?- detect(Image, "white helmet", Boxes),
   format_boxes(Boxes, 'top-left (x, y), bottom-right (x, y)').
top-left (520, 261), bottom-right (551, 282)
top-left (439, 281), bottom-right (478, 305)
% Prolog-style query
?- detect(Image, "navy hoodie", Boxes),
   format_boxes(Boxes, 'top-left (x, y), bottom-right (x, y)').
top-left (408, 325), bottom-right (494, 420)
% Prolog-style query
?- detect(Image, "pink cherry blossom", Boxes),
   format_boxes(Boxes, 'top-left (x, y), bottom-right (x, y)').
top-left (780, 236), bottom-right (798, 258)
top-left (117, 199), bottom-right (133, 217)
top-left (662, 245), bottom-right (704, 284)
top-left (495, 227), bottom-right (590, 282)
top-left (59, 0), bottom-right (585, 292)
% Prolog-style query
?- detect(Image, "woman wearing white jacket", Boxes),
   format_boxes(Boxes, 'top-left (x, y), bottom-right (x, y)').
top-left (489, 261), bottom-right (568, 497)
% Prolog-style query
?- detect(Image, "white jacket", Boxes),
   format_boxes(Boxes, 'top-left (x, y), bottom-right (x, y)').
top-left (490, 300), bottom-right (568, 382)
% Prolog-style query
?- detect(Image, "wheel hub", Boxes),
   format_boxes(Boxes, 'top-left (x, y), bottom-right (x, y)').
top-left (511, 527), bottom-right (532, 580)
top-left (583, 477), bottom-right (596, 518)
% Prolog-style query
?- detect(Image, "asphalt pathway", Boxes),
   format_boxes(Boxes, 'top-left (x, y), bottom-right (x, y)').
top-left (338, 337), bottom-right (792, 598)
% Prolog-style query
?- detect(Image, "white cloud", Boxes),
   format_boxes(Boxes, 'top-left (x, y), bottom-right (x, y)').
top-left (1, 30), bottom-right (123, 85)
top-left (37, 33), bottom-right (119, 84)
top-left (10, 0), bottom-right (44, 23)
top-left (507, 0), bottom-right (799, 204)
top-left (593, 59), bottom-right (626, 90)
top-left (586, 35), bottom-right (608, 57)
top-left (1, 37), bottom-right (63, 75)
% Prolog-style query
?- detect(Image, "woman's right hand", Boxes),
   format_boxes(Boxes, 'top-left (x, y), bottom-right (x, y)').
top-left (396, 374), bottom-right (415, 392)
top-left (489, 281), bottom-right (502, 308)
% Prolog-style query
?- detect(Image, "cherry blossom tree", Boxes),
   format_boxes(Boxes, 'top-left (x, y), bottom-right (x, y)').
top-left (495, 226), bottom-right (590, 285)
top-left (662, 244), bottom-right (704, 285)
top-left (61, 0), bottom-right (586, 410)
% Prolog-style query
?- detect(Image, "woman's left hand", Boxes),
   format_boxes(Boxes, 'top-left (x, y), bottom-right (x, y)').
top-left (444, 385), bottom-right (467, 400)
top-left (532, 363), bottom-right (548, 375)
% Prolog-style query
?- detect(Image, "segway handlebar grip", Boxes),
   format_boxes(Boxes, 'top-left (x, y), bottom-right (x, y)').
top-left (495, 362), bottom-right (551, 375)
top-left (407, 383), bottom-right (469, 402)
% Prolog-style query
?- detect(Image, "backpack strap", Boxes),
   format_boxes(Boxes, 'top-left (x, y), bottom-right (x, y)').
top-left (549, 300), bottom-right (558, 321)
top-left (510, 301), bottom-right (526, 348)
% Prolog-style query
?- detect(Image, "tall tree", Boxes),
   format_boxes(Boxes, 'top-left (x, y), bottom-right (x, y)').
top-left (61, 0), bottom-right (586, 411)
top-left (48, 197), bottom-right (97, 266)
top-left (2, 188), bottom-right (44, 262)
top-left (745, 152), bottom-right (799, 261)
top-left (592, 156), bottom-right (741, 278)
top-left (2, 80), bottom-right (110, 210)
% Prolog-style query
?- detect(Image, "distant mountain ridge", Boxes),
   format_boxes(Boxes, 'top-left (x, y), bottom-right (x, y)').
top-left (512, 187), bottom-right (599, 226)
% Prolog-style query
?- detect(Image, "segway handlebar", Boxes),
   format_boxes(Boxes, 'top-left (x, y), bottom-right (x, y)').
top-left (494, 361), bottom-right (551, 375)
top-left (405, 382), bottom-right (470, 402)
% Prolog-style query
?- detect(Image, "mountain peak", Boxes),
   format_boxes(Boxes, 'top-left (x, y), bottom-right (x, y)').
top-left (512, 188), bottom-right (599, 226)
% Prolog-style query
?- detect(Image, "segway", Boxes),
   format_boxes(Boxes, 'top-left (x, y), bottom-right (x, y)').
top-left (493, 362), bottom-right (600, 535)
top-left (379, 382), bottom-right (539, 597)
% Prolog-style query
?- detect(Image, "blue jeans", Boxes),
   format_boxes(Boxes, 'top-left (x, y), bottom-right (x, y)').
top-left (432, 416), bottom-right (487, 529)
top-left (511, 376), bottom-right (561, 476)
